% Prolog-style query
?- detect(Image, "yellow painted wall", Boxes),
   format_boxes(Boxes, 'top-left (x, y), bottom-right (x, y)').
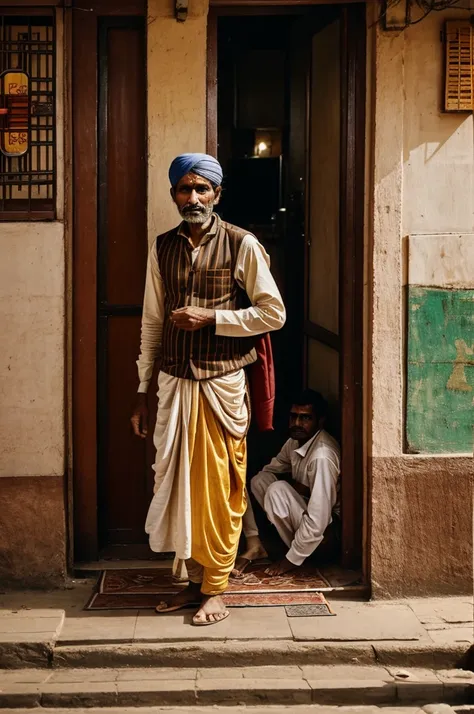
top-left (147, 0), bottom-right (209, 245)
top-left (0, 223), bottom-right (65, 477)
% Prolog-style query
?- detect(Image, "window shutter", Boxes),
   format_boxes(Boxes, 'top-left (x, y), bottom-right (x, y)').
top-left (445, 20), bottom-right (474, 112)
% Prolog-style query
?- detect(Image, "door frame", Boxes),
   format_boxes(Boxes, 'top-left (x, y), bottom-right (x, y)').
top-left (72, 0), bottom-right (146, 563)
top-left (207, 3), bottom-right (366, 571)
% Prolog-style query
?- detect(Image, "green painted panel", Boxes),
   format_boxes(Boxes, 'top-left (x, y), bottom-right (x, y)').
top-left (407, 287), bottom-right (474, 454)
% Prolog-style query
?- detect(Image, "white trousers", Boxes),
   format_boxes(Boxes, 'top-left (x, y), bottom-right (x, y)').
top-left (250, 472), bottom-right (307, 548)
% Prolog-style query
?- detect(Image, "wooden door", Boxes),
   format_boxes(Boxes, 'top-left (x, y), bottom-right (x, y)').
top-left (73, 2), bottom-right (152, 562)
top-left (287, 5), bottom-right (365, 568)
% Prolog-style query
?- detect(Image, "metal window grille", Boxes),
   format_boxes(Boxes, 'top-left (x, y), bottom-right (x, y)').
top-left (0, 14), bottom-right (55, 220)
top-left (445, 20), bottom-right (474, 112)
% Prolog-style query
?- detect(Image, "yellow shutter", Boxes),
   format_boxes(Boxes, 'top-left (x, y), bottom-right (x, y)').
top-left (445, 20), bottom-right (474, 112)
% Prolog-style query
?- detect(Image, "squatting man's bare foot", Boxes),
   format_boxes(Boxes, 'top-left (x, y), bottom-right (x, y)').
top-left (232, 535), bottom-right (268, 576)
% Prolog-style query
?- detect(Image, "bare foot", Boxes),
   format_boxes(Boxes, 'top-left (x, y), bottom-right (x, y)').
top-left (155, 582), bottom-right (201, 613)
top-left (240, 536), bottom-right (268, 562)
top-left (232, 536), bottom-right (268, 576)
top-left (192, 595), bottom-right (229, 625)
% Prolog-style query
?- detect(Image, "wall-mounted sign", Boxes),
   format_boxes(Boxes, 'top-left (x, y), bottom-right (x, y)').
top-left (0, 70), bottom-right (29, 156)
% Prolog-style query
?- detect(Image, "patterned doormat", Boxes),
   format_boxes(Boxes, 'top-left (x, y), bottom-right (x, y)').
top-left (85, 564), bottom-right (333, 611)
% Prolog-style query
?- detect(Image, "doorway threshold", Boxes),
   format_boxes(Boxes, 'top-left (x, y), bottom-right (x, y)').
top-left (73, 560), bottom-right (368, 599)
top-left (73, 546), bottom-right (174, 577)
top-left (74, 558), bottom-right (172, 575)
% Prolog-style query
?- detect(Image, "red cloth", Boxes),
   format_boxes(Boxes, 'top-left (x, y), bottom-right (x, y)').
top-left (247, 333), bottom-right (275, 432)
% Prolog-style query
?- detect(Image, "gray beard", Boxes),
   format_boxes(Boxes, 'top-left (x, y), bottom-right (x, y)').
top-left (179, 202), bottom-right (214, 224)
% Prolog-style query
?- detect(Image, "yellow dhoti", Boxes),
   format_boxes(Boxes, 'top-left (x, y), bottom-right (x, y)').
top-left (145, 369), bottom-right (248, 595)
top-left (187, 390), bottom-right (246, 594)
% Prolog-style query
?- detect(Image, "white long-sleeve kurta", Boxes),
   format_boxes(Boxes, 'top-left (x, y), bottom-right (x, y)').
top-left (138, 220), bottom-right (285, 558)
top-left (136, 223), bottom-right (286, 392)
top-left (252, 430), bottom-right (341, 566)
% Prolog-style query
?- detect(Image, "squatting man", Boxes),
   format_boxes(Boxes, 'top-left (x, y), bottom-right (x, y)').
top-left (233, 389), bottom-right (341, 578)
top-left (131, 153), bottom-right (286, 626)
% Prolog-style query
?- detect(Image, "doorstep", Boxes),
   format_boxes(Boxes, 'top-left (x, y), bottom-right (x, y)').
top-left (0, 664), bottom-right (473, 708)
top-left (0, 584), bottom-right (472, 670)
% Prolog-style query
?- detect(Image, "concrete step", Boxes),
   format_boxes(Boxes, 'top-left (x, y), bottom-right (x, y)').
top-left (1, 639), bottom-right (471, 671)
top-left (0, 665), bottom-right (472, 708)
top-left (4, 704), bottom-right (468, 714)
top-left (50, 640), bottom-right (472, 671)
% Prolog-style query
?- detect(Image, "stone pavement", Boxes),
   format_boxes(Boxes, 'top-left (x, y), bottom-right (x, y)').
top-left (0, 582), bottom-right (472, 669)
top-left (1, 707), bottom-right (470, 714)
top-left (0, 664), bottom-right (473, 707)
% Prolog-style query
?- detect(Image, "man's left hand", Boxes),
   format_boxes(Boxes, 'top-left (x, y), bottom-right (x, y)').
top-left (265, 558), bottom-right (297, 577)
top-left (171, 307), bottom-right (216, 331)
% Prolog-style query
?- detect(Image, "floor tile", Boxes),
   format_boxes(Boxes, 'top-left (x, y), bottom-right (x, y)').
top-left (58, 614), bottom-right (137, 644)
top-left (134, 606), bottom-right (292, 641)
top-left (289, 604), bottom-right (426, 641)
top-left (49, 669), bottom-right (119, 683)
top-left (301, 665), bottom-right (393, 681)
top-left (428, 627), bottom-right (473, 644)
top-left (116, 668), bottom-right (197, 681)
top-left (0, 617), bottom-right (63, 634)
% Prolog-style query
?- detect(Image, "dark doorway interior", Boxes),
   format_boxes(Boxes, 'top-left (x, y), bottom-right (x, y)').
top-left (212, 6), bottom-right (365, 569)
top-left (217, 15), bottom-right (294, 478)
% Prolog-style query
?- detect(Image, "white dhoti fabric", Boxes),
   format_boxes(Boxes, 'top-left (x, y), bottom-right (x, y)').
top-left (145, 369), bottom-right (248, 560)
top-left (251, 472), bottom-right (307, 549)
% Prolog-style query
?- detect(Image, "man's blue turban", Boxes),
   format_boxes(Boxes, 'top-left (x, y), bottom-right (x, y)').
top-left (169, 153), bottom-right (223, 188)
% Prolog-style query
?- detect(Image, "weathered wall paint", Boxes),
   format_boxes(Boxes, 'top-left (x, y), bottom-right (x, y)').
top-left (371, 455), bottom-right (473, 597)
top-left (407, 287), bottom-right (474, 453)
top-left (0, 223), bottom-right (65, 477)
top-left (147, 0), bottom-right (208, 246)
top-left (0, 476), bottom-right (66, 587)
top-left (369, 8), bottom-right (474, 595)
top-left (403, 14), bottom-right (474, 235)
top-left (408, 233), bottom-right (474, 288)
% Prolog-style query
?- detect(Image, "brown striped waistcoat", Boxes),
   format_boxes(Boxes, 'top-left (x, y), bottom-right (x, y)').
top-left (156, 215), bottom-right (257, 380)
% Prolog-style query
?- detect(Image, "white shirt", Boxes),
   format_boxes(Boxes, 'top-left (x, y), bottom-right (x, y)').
top-left (256, 430), bottom-right (341, 566)
top-left (136, 221), bottom-right (286, 392)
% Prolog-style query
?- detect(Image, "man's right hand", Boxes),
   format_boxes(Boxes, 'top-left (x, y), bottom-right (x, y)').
top-left (131, 393), bottom-right (148, 439)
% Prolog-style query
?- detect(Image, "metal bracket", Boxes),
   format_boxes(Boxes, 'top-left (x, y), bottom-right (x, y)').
top-left (175, 0), bottom-right (188, 22)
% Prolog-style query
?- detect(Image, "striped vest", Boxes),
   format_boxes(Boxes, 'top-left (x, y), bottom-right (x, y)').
top-left (156, 215), bottom-right (258, 380)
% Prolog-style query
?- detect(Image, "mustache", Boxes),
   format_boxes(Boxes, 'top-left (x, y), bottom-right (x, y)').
top-left (182, 205), bottom-right (205, 213)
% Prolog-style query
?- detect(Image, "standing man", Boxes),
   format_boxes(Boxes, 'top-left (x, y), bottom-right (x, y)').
top-left (131, 153), bottom-right (285, 625)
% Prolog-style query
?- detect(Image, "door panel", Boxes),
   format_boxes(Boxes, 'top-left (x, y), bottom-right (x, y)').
top-left (287, 5), bottom-right (365, 569)
top-left (73, 2), bottom-right (149, 562)
top-left (308, 20), bottom-right (340, 337)
top-left (104, 26), bottom-right (147, 307)
top-left (98, 17), bottom-right (151, 551)
top-left (306, 18), bottom-right (342, 436)
top-left (307, 338), bottom-right (340, 424)
top-left (103, 316), bottom-right (152, 546)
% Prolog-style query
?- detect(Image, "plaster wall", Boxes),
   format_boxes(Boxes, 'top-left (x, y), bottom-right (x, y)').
top-left (0, 223), bottom-right (65, 477)
top-left (0, 222), bottom-right (66, 586)
top-left (369, 10), bottom-right (473, 596)
top-left (147, 0), bottom-right (208, 245)
top-left (403, 14), bottom-right (474, 235)
top-left (0, 10), bottom-right (67, 586)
